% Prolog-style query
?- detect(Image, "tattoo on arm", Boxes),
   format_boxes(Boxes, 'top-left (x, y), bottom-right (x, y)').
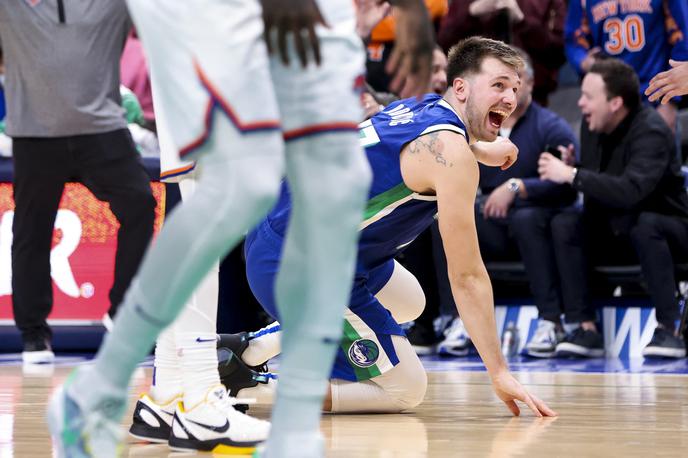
top-left (408, 132), bottom-right (449, 166)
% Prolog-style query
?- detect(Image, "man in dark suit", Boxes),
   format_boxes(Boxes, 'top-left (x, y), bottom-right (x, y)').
top-left (539, 58), bottom-right (688, 359)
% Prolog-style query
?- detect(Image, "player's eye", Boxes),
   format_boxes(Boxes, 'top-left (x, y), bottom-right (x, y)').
top-left (494, 82), bottom-right (504, 89)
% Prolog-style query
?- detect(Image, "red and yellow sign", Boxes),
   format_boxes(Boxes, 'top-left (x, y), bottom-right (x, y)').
top-left (0, 182), bottom-right (165, 322)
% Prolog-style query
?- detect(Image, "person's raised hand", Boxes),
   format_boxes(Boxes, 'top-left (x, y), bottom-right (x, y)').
top-left (355, 0), bottom-right (392, 39)
top-left (386, 0), bottom-right (434, 99)
top-left (261, 0), bottom-right (327, 67)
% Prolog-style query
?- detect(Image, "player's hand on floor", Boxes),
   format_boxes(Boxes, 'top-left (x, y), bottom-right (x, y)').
top-left (260, 0), bottom-right (327, 67)
top-left (491, 371), bottom-right (557, 417)
top-left (387, 0), bottom-right (434, 99)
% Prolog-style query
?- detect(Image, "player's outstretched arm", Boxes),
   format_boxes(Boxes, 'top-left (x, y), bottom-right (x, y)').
top-left (260, 0), bottom-right (327, 67)
top-left (386, 0), bottom-right (435, 99)
top-left (471, 137), bottom-right (519, 170)
top-left (401, 131), bottom-right (556, 417)
top-left (646, 60), bottom-right (688, 104)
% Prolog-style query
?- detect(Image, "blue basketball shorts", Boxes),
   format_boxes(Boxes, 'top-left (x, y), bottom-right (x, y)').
top-left (244, 220), bottom-right (405, 381)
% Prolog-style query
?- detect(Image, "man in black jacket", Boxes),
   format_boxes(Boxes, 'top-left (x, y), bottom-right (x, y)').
top-left (539, 58), bottom-right (688, 359)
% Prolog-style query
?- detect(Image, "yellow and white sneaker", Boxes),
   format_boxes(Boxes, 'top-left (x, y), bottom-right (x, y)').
top-left (129, 393), bottom-right (180, 443)
top-left (168, 385), bottom-right (269, 454)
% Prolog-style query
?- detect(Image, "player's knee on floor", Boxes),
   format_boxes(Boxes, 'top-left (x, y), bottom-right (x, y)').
top-left (330, 336), bottom-right (427, 413)
top-left (330, 365), bottom-right (427, 413)
top-left (378, 349), bottom-right (428, 411)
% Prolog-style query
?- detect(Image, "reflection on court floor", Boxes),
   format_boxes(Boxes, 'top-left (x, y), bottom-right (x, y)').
top-left (0, 355), bottom-right (687, 457)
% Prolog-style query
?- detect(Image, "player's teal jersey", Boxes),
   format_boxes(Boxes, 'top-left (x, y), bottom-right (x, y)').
top-left (265, 93), bottom-right (469, 273)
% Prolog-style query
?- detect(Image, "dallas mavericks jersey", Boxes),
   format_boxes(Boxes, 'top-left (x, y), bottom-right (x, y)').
top-left (265, 93), bottom-right (469, 274)
top-left (565, 0), bottom-right (688, 91)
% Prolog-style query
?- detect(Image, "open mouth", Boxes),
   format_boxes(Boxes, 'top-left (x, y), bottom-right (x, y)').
top-left (488, 110), bottom-right (508, 129)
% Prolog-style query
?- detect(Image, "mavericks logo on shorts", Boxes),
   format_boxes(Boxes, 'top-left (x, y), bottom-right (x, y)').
top-left (348, 339), bottom-right (380, 368)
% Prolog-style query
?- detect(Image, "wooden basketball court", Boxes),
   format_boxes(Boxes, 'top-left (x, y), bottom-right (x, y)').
top-left (1, 358), bottom-right (687, 457)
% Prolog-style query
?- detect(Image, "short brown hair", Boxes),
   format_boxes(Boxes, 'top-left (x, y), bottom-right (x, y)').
top-left (446, 36), bottom-right (523, 87)
top-left (588, 58), bottom-right (640, 111)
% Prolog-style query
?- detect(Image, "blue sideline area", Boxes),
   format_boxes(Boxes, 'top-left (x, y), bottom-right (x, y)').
top-left (1, 352), bottom-right (687, 375)
top-left (421, 354), bottom-right (688, 375)
top-left (0, 324), bottom-right (106, 353)
top-left (3, 299), bottom-right (687, 375)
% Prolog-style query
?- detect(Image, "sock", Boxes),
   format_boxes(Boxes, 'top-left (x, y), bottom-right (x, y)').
top-left (177, 331), bottom-right (221, 408)
top-left (173, 175), bottom-right (222, 409)
top-left (149, 326), bottom-right (182, 403)
top-left (244, 321), bottom-right (282, 366)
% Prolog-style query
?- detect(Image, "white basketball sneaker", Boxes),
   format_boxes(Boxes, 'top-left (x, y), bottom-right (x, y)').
top-left (168, 385), bottom-right (270, 454)
top-left (438, 317), bottom-right (471, 357)
top-left (129, 393), bottom-right (180, 443)
top-left (523, 320), bottom-right (563, 358)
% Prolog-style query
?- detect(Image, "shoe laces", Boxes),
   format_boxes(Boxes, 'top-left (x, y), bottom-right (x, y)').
top-left (443, 318), bottom-right (468, 340)
top-left (208, 387), bottom-right (270, 430)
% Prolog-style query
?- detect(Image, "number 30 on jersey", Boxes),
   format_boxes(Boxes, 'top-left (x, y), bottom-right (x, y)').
top-left (604, 14), bottom-right (645, 54)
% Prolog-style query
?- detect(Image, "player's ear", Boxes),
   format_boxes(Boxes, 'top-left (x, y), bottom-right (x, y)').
top-left (452, 77), bottom-right (469, 103)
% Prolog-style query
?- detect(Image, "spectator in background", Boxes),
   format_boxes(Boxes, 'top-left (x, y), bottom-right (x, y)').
top-left (565, 0), bottom-right (688, 130)
top-left (430, 45), bottom-right (449, 94)
top-left (364, 0), bottom-right (448, 95)
top-left (0, 48), bottom-right (8, 157)
top-left (362, 45), bottom-right (448, 119)
top-left (120, 85), bottom-right (159, 157)
top-left (437, 0), bottom-right (567, 106)
top-left (539, 59), bottom-right (688, 359)
top-left (120, 31), bottom-right (156, 131)
top-left (436, 49), bottom-right (578, 357)
top-left (0, 47), bottom-right (5, 121)
top-left (0, 1), bottom-right (156, 364)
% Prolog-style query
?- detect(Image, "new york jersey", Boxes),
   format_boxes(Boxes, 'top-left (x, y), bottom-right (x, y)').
top-left (565, 0), bottom-right (688, 94)
top-left (265, 93), bottom-right (469, 274)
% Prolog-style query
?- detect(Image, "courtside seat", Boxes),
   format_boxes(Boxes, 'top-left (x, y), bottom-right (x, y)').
top-left (485, 260), bottom-right (688, 341)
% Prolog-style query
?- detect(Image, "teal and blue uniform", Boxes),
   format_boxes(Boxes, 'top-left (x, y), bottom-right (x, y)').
top-left (565, 0), bottom-right (688, 98)
top-left (245, 94), bottom-right (469, 381)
